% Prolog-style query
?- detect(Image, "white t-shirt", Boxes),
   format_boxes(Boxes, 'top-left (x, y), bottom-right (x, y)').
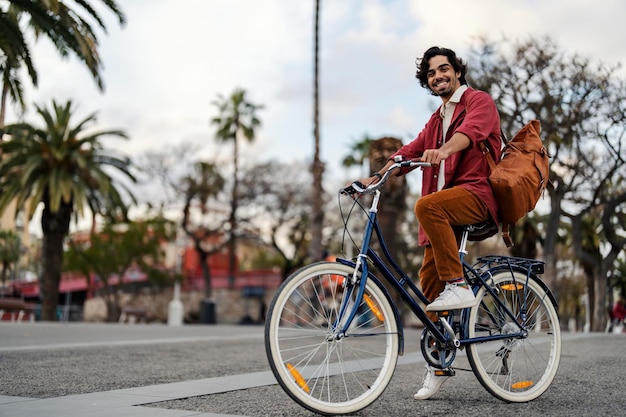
top-left (437, 84), bottom-right (468, 190)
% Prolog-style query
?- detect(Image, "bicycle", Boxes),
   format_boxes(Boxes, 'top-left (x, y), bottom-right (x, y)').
top-left (264, 159), bottom-right (561, 415)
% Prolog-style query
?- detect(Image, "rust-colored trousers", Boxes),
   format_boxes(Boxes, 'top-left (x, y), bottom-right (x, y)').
top-left (414, 187), bottom-right (489, 320)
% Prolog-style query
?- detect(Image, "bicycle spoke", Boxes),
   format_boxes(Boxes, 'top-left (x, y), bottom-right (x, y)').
top-left (467, 270), bottom-right (561, 402)
top-left (266, 262), bottom-right (399, 414)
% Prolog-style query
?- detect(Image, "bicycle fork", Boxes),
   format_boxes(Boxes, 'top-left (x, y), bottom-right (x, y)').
top-left (333, 192), bottom-right (382, 335)
top-left (331, 256), bottom-right (367, 335)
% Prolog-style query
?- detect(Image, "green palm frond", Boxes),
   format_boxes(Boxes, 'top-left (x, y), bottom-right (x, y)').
top-left (0, 0), bottom-right (126, 114)
top-left (341, 135), bottom-right (373, 168)
top-left (0, 99), bottom-right (135, 222)
top-left (211, 89), bottom-right (264, 144)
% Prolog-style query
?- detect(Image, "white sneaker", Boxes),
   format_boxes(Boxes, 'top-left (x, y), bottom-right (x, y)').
top-left (413, 365), bottom-right (451, 400)
top-left (426, 283), bottom-right (477, 311)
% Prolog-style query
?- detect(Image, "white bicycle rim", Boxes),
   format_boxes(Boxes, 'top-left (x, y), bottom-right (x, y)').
top-left (467, 269), bottom-right (561, 402)
top-left (265, 262), bottom-right (399, 415)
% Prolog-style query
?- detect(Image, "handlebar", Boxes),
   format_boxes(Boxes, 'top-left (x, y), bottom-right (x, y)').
top-left (341, 159), bottom-right (431, 196)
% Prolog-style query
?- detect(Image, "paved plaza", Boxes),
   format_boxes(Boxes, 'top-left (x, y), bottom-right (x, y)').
top-left (1, 322), bottom-right (626, 416)
top-left (0, 323), bottom-right (274, 417)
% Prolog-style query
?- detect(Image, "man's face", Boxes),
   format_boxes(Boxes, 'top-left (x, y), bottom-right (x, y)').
top-left (426, 55), bottom-right (461, 100)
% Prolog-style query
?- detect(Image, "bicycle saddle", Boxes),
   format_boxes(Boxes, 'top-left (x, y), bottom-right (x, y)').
top-left (457, 220), bottom-right (499, 241)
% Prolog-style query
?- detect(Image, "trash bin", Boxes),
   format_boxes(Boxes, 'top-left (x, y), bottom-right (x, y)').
top-left (199, 299), bottom-right (216, 324)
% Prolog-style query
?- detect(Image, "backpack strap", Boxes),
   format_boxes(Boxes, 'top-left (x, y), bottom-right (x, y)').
top-left (480, 129), bottom-right (515, 248)
top-left (501, 223), bottom-right (514, 248)
top-left (478, 141), bottom-right (497, 172)
top-left (479, 128), bottom-right (506, 172)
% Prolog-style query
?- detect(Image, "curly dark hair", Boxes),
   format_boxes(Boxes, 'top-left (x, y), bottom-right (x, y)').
top-left (415, 47), bottom-right (468, 94)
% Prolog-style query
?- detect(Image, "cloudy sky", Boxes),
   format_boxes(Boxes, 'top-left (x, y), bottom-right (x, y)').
top-left (7, 0), bottom-right (626, 190)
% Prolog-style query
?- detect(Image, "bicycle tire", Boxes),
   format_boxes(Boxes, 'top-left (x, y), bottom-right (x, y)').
top-left (467, 268), bottom-right (561, 402)
top-left (265, 262), bottom-right (399, 415)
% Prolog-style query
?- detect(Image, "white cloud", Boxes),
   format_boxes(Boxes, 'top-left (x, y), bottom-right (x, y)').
top-left (6, 0), bottom-right (626, 188)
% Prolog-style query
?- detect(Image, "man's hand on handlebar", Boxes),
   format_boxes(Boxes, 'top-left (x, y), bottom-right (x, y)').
top-left (355, 173), bottom-right (382, 187)
top-left (419, 149), bottom-right (449, 166)
top-left (342, 174), bottom-right (380, 197)
top-left (341, 158), bottom-right (431, 197)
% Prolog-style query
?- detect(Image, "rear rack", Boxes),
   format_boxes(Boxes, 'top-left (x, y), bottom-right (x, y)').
top-left (474, 255), bottom-right (545, 275)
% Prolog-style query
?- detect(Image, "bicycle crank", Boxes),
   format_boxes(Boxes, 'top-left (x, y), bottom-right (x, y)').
top-left (420, 327), bottom-right (456, 369)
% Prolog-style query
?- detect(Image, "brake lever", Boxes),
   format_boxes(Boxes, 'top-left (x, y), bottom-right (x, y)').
top-left (340, 181), bottom-right (366, 195)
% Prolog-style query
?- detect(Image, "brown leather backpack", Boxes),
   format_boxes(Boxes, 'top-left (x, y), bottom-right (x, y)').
top-left (479, 120), bottom-right (551, 247)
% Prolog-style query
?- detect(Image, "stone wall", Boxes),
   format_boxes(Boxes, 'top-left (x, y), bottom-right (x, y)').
top-left (83, 287), bottom-right (275, 324)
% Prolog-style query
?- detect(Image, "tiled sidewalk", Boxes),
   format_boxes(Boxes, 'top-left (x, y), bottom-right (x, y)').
top-left (0, 370), bottom-right (276, 417)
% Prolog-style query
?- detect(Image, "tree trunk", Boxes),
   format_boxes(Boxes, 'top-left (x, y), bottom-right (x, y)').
top-left (229, 126), bottom-right (239, 288)
top-left (40, 229), bottom-right (64, 321)
top-left (584, 269), bottom-right (595, 330)
top-left (198, 244), bottom-right (213, 299)
top-left (98, 280), bottom-right (116, 322)
top-left (107, 297), bottom-right (121, 322)
top-left (594, 243), bottom-right (623, 332)
top-left (542, 187), bottom-right (564, 294)
top-left (510, 219), bottom-right (539, 259)
top-left (596, 195), bottom-right (626, 332)
top-left (40, 197), bottom-right (72, 321)
top-left (1, 261), bottom-right (8, 287)
top-left (309, 0), bottom-right (325, 263)
top-left (592, 269), bottom-right (606, 332)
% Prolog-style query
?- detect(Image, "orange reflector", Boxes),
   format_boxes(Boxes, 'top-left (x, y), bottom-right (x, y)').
top-left (286, 363), bottom-right (310, 393)
top-left (511, 380), bottom-right (534, 389)
top-left (501, 284), bottom-right (523, 291)
top-left (363, 294), bottom-right (384, 322)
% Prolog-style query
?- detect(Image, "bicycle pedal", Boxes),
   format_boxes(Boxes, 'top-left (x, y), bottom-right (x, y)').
top-left (433, 368), bottom-right (456, 377)
top-left (436, 310), bottom-right (460, 317)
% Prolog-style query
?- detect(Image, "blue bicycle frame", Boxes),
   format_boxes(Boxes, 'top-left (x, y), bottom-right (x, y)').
top-left (332, 186), bottom-right (554, 356)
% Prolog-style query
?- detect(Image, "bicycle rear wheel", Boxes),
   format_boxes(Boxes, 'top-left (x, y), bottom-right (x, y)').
top-left (467, 269), bottom-right (561, 402)
top-left (265, 262), bottom-right (399, 415)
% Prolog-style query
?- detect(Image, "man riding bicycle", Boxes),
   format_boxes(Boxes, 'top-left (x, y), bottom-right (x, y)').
top-left (352, 46), bottom-right (503, 400)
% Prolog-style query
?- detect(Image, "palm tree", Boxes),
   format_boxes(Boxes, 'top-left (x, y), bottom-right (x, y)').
top-left (0, 99), bottom-right (136, 320)
top-left (0, 7), bottom-right (33, 126)
top-left (211, 88), bottom-right (263, 287)
top-left (341, 134), bottom-right (373, 176)
top-left (310, 0), bottom-right (325, 262)
top-left (0, 0), bottom-right (126, 126)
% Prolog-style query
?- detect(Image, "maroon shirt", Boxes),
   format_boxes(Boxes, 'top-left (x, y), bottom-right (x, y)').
top-left (390, 87), bottom-right (502, 246)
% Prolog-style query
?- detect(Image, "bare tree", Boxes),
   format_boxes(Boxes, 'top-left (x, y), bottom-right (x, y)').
top-left (138, 145), bottom-right (231, 323)
top-left (469, 36), bottom-right (626, 330)
top-left (239, 161), bottom-right (312, 280)
top-left (180, 162), bottom-right (228, 301)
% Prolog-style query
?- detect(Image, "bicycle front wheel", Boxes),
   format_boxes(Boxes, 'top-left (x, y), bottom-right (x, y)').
top-left (467, 269), bottom-right (561, 402)
top-left (265, 262), bottom-right (399, 415)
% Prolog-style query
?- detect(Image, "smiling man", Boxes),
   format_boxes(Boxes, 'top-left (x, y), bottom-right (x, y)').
top-left (350, 47), bottom-right (503, 400)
